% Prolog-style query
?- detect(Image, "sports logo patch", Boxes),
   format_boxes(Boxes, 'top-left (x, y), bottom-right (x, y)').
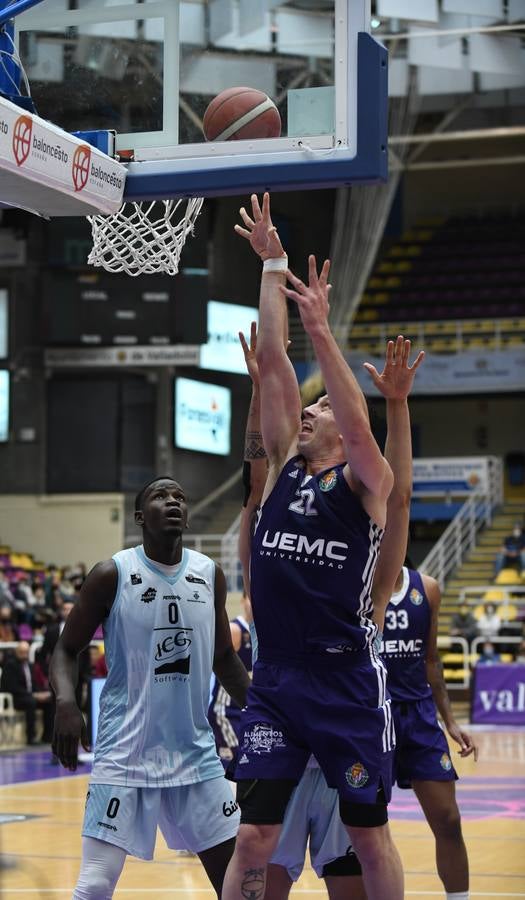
top-left (440, 753), bottom-right (452, 771)
top-left (242, 723), bottom-right (286, 755)
top-left (319, 469), bottom-right (338, 492)
top-left (140, 586), bottom-right (156, 603)
top-left (185, 574), bottom-right (206, 585)
top-left (131, 573), bottom-right (142, 585)
top-left (410, 588), bottom-right (423, 605)
top-left (345, 761), bottom-right (369, 788)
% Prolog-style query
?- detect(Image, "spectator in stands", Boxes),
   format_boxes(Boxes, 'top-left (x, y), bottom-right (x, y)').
top-left (449, 603), bottom-right (479, 644)
top-left (477, 602), bottom-right (502, 641)
top-left (0, 567), bottom-right (14, 606)
top-left (514, 640), bottom-right (525, 664)
top-left (32, 583), bottom-right (46, 608)
top-left (0, 603), bottom-right (19, 647)
top-left (13, 573), bottom-right (35, 608)
top-left (495, 522), bottom-right (525, 575)
top-left (0, 640), bottom-right (54, 744)
top-left (44, 566), bottom-right (63, 608)
top-left (476, 641), bottom-right (502, 666)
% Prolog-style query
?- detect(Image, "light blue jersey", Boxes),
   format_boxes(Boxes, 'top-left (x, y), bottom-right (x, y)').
top-left (91, 545), bottom-right (224, 788)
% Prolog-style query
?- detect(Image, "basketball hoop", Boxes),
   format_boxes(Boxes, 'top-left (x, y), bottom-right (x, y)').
top-left (87, 197), bottom-right (204, 276)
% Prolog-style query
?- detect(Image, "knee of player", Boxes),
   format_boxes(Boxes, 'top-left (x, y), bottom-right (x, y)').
top-left (234, 823), bottom-right (280, 863)
top-left (431, 805), bottom-right (463, 841)
top-left (74, 870), bottom-right (118, 900)
top-left (345, 824), bottom-right (395, 867)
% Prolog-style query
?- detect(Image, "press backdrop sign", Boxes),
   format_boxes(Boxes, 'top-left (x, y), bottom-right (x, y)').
top-left (472, 665), bottom-right (525, 725)
top-left (412, 457), bottom-right (494, 495)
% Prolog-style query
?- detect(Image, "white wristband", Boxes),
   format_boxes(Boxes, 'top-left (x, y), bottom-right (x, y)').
top-left (263, 255), bottom-right (288, 273)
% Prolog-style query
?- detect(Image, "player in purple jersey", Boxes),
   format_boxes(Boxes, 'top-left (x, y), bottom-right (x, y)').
top-left (208, 598), bottom-right (253, 766)
top-left (382, 568), bottom-right (477, 900)
top-left (222, 193), bottom-right (406, 900)
top-left (239, 328), bottom-right (425, 900)
top-left (363, 345), bottom-right (478, 899)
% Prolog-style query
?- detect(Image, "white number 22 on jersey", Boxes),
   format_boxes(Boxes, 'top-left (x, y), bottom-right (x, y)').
top-left (288, 487), bottom-right (318, 517)
top-left (385, 608), bottom-right (409, 630)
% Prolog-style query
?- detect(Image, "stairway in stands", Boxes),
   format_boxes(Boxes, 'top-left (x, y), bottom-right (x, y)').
top-left (438, 498), bottom-right (524, 635)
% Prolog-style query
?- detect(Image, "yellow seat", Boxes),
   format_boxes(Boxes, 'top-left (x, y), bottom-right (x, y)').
top-left (495, 568), bottom-right (522, 586)
top-left (501, 604), bottom-right (518, 622)
top-left (443, 668), bottom-right (470, 680)
top-left (482, 589), bottom-right (505, 601)
top-left (441, 653), bottom-right (466, 664)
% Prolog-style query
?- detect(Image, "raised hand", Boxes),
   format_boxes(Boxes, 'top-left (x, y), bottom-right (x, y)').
top-left (280, 255), bottom-right (331, 336)
top-left (363, 335), bottom-right (424, 401)
top-left (239, 321), bottom-right (259, 386)
top-left (234, 192), bottom-right (286, 261)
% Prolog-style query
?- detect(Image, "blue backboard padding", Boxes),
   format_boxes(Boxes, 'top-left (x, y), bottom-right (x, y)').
top-left (124, 33), bottom-right (388, 202)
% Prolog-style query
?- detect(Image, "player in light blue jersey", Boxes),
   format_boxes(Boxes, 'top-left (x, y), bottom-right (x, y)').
top-left (50, 476), bottom-right (251, 899)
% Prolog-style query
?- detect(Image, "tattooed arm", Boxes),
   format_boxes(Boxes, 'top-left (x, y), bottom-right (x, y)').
top-left (239, 323), bottom-right (268, 595)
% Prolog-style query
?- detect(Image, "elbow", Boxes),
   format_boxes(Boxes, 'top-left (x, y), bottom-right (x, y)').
top-left (388, 486), bottom-right (412, 512)
top-left (256, 343), bottom-right (286, 373)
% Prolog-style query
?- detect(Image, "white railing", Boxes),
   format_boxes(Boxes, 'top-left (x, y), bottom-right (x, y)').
top-left (221, 510), bottom-right (242, 592)
top-left (184, 533), bottom-right (240, 590)
top-left (419, 457), bottom-right (503, 590)
top-left (471, 634), bottom-right (522, 659)
top-left (419, 493), bottom-right (494, 590)
top-left (460, 584), bottom-right (525, 608)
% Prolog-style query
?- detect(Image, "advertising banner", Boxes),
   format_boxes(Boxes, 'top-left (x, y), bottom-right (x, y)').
top-left (472, 664), bottom-right (525, 725)
top-left (412, 456), bottom-right (495, 495)
top-left (175, 377), bottom-right (231, 456)
top-left (44, 346), bottom-right (201, 367)
top-left (344, 349), bottom-right (525, 395)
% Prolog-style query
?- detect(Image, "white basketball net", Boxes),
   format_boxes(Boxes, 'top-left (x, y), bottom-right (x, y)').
top-left (87, 197), bottom-right (204, 276)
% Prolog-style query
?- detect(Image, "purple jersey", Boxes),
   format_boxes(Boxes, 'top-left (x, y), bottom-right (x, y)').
top-left (380, 567), bottom-right (432, 702)
top-left (208, 617), bottom-right (252, 758)
top-left (251, 457), bottom-right (383, 662)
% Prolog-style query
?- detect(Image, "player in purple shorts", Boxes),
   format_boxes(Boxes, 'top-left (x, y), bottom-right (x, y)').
top-left (238, 328), bottom-right (426, 899)
top-left (222, 193), bottom-right (405, 900)
top-left (381, 568), bottom-right (477, 899)
top-left (364, 349), bottom-right (478, 900)
top-left (208, 595), bottom-right (253, 767)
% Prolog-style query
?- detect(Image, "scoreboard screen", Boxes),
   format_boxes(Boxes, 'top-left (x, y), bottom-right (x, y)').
top-left (41, 270), bottom-right (208, 347)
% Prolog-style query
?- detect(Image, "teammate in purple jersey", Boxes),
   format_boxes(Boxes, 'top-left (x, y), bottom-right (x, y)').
top-left (381, 567), bottom-right (478, 900)
top-left (222, 194), bottom-right (410, 900)
top-left (208, 598), bottom-right (253, 767)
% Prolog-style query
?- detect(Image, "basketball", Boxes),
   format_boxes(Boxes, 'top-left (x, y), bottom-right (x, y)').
top-left (203, 87), bottom-right (281, 142)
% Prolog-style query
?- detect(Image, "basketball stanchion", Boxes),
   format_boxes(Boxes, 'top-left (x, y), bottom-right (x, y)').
top-left (87, 196), bottom-right (204, 276)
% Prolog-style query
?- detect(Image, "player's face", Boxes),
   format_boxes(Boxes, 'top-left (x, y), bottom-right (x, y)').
top-left (139, 480), bottom-right (188, 537)
top-left (297, 395), bottom-right (342, 457)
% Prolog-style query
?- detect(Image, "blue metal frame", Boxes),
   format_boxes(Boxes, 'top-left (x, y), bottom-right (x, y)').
top-left (123, 32), bottom-right (388, 202)
top-left (0, 0), bottom-right (46, 28)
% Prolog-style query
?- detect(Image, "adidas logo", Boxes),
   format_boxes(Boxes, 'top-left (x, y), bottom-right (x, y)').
top-left (288, 469), bottom-right (299, 478)
top-left (238, 753), bottom-right (249, 765)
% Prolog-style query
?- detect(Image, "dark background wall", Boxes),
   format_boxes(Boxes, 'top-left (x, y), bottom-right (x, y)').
top-left (0, 189), bottom-right (336, 499)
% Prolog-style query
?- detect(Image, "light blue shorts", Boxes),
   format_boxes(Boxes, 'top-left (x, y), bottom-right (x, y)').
top-left (270, 764), bottom-right (351, 881)
top-left (83, 776), bottom-right (240, 860)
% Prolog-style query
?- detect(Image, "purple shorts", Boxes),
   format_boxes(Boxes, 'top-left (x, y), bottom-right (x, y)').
top-left (392, 696), bottom-right (458, 789)
top-left (234, 652), bottom-right (394, 806)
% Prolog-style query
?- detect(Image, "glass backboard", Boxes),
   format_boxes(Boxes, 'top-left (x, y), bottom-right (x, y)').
top-left (14, 0), bottom-right (387, 200)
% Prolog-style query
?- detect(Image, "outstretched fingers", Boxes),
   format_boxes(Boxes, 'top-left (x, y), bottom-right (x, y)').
top-left (238, 206), bottom-right (255, 229)
top-left (238, 330), bottom-right (249, 356)
top-left (408, 349), bottom-right (425, 371)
